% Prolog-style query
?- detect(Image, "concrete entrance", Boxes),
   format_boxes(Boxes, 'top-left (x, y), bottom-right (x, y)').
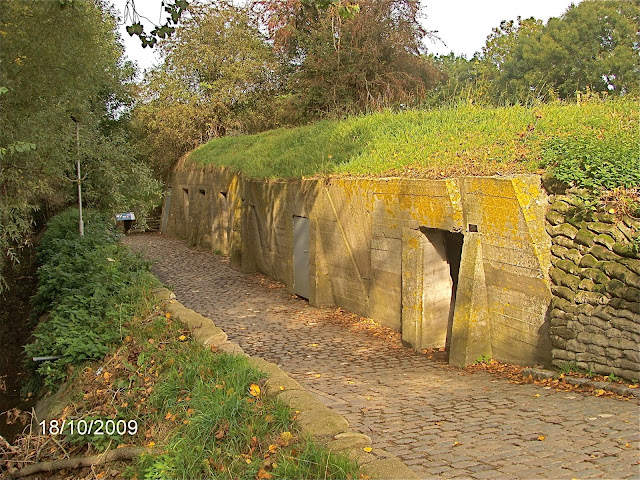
top-left (293, 216), bottom-right (310, 299)
top-left (213, 192), bottom-right (230, 252)
top-left (402, 228), bottom-right (462, 351)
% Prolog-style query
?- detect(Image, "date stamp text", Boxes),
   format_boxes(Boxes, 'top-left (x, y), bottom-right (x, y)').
top-left (39, 419), bottom-right (138, 436)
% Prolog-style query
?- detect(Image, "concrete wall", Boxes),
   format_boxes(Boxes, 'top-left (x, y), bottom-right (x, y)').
top-left (163, 168), bottom-right (553, 368)
top-left (546, 194), bottom-right (640, 381)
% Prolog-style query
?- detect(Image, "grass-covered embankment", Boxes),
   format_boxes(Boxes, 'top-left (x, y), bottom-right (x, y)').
top-left (7, 209), bottom-right (358, 479)
top-left (188, 98), bottom-right (639, 191)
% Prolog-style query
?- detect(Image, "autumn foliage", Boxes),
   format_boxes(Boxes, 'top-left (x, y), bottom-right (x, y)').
top-left (133, 0), bottom-right (439, 174)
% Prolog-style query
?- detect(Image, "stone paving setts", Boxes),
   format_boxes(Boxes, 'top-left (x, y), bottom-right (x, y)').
top-left (123, 234), bottom-right (640, 480)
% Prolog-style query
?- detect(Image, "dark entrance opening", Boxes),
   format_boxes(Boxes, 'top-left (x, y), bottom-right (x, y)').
top-left (418, 227), bottom-right (464, 356)
top-left (442, 230), bottom-right (464, 352)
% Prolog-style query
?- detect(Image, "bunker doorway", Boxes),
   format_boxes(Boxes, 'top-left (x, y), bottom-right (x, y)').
top-left (401, 228), bottom-right (463, 356)
top-left (293, 216), bottom-right (310, 299)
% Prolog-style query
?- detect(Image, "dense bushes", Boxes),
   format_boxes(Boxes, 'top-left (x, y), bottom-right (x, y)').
top-left (25, 209), bottom-right (157, 390)
top-left (541, 133), bottom-right (640, 190)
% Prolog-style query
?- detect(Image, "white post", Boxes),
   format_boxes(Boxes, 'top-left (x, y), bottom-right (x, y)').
top-left (74, 119), bottom-right (84, 236)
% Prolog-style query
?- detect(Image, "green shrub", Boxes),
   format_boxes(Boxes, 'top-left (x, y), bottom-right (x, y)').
top-left (25, 208), bottom-right (157, 391)
top-left (542, 132), bottom-right (640, 190)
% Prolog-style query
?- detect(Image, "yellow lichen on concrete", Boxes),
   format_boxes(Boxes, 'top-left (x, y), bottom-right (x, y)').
top-left (511, 176), bottom-right (551, 285)
top-left (406, 236), bottom-right (419, 250)
top-left (445, 179), bottom-right (464, 230)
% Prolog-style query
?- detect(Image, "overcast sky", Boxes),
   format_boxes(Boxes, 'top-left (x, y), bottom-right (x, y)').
top-left (111, 0), bottom-right (582, 73)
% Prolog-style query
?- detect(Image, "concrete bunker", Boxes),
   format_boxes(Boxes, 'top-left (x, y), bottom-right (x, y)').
top-left (164, 172), bottom-right (553, 368)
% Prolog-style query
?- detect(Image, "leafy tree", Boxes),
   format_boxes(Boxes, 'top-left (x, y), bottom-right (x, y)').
top-left (0, 0), bottom-right (161, 289)
top-left (425, 53), bottom-right (478, 105)
top-left (133, 3), bottom-right (280, 174)
top-left (529, 0), bottom-right (640, 98)
top-left (476, 1), bottom-right (639, 104)
top-left (258, 0), bottom-right (438, 115)
top-left (123, 0), bottom-right (358, 47)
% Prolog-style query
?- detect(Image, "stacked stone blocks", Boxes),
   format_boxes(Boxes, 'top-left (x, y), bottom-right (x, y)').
top-left (546, 193), bottom-right (640, 381)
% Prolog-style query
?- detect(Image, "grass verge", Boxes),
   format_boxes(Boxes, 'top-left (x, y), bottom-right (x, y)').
top-left (24, 208), bottom-right (159, 392)
top-left (6, 209), bottom-right (359, 479)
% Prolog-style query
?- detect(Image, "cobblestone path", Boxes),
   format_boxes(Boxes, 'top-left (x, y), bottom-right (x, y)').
top-left (124, 234), bottom-right (640, 480)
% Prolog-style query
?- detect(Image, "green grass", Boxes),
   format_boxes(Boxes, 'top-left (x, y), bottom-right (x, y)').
top-left (188, 98), bottom-right (639, 187)
top-left (122, 312), bottom-right (359, 480)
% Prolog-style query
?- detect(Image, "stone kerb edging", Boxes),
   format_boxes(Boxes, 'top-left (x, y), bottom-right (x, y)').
top-left (153, 288), bottom-right (419, 480)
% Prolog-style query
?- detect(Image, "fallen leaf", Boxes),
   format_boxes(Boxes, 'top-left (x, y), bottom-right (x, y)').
top-left (249, 384), bottom-right (261, 397)
top-left (257, 468), bottom-right (273, 479)
top-left (215, 420), bottom-right (229, 440)
top-left (280, 431), bottom-right (293, 446)
top-left (178, 335), bottom-right (187, 341)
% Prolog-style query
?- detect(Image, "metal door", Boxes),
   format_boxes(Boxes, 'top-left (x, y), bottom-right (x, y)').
top-left (293, 216), bottom-right (310, 299)
top-left (161, 188), bottom-right (172, 234)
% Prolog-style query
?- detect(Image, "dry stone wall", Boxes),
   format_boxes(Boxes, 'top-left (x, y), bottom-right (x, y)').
top-left (546, 193), bottom-right (640, 381)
